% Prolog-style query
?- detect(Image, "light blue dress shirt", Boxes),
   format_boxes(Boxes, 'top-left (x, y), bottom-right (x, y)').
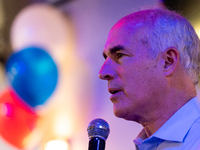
top-left (134, 97), bottom-right (200, 150)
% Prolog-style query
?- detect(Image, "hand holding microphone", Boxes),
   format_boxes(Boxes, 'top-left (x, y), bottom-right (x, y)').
top-left (87, 118), bottom-right (110, 150)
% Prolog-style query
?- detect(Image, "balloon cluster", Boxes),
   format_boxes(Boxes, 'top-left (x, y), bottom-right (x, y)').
top-left (0, 46), bottom-right (58, 149)
top-left (0, 3), bottom-right (69, 149)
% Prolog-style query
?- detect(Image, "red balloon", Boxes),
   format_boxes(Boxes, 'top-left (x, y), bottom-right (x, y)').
top-left (0, 88), bottom-right (39, 149)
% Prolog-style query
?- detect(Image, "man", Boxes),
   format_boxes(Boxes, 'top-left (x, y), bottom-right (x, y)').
top-left (98, 8), bottom-right (200, 149)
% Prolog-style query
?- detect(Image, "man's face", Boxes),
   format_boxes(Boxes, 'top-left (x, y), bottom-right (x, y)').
top-left (99, 21), bottom-right (167, 123)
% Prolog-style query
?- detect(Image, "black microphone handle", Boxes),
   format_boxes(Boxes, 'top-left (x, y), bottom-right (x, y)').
top-left (88, 137), bottom-right (105, 150)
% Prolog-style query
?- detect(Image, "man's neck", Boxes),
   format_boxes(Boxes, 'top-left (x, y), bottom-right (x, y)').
top-left (142, 94), bottom-right (196, 138)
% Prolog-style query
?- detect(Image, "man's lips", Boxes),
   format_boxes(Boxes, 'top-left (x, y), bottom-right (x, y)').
top-left (108, 88), bottom-right (121, 94)
top-left (108, 88), bottom-right (123, 102)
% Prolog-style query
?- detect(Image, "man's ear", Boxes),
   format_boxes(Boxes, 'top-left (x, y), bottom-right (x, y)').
top-left (162, 47), bottom-right (180, 77)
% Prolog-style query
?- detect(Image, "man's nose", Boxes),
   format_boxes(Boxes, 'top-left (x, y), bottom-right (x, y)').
top-left (98, 59), bottom-right (115, 80)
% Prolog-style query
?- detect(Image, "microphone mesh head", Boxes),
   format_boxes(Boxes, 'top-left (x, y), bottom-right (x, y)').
top-left (87, 118), bottom-right (110, 141)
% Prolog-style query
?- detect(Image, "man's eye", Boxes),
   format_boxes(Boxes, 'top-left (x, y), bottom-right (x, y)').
top-left (116, 53), bottom-right (124, 59)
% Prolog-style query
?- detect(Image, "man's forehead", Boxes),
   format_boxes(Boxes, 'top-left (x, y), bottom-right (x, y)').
top-left (102, 12), bottom-right (151, 57)
top-left (104, 19), bottom-right (146, 49)
top-left (112, 17), bottom-right (145, 32)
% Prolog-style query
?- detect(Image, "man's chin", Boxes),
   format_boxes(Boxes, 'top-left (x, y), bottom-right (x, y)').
top-left (113, 107), bottom-right (128, 119)
top-left (113, 107), bottom-right (139, 122)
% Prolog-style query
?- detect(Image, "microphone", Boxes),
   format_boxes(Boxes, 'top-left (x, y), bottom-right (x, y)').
top-left (87, 118), bottom-right (110, 150)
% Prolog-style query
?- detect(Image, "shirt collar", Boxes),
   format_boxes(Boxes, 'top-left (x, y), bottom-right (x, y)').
top-left (134, 97), bottom-right (200, 144)
top-left (153, 97), bottom-right (200, 142)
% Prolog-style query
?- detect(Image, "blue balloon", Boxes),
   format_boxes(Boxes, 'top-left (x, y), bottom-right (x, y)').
top-left (6, 47), bottom-right (58, 108)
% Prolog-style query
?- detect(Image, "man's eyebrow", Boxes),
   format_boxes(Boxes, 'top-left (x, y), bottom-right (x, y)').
top-left (103, 45), bottom-right (125, 59)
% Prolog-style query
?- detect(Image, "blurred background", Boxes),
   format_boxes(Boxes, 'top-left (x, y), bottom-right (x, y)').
top-left (0, 0), bottom-right (200, 150)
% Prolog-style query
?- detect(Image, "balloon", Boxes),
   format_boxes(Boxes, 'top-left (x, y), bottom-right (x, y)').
top-left (0, 88), bottom-right (39, 149)
top-left (10, 3), bottom-right (73, 64)
top-left (5, 47), bottom-right (58, 108)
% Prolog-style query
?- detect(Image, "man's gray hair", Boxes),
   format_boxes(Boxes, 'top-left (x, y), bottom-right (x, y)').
top-left (126, 9), bottom-right (200, 85)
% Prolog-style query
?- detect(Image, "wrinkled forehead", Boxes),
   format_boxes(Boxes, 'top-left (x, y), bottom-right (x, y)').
top-left (112, 15), bottom-right (145, 31)
top-left (113, 15), bottom-right (142, 31)
top-left (104, 17), bottom-right (148, 49)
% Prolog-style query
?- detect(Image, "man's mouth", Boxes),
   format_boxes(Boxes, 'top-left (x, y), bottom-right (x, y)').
top-left (109, 88), bottom-right (121, 94)
top-left (108, 88), bottom-right (122, 102)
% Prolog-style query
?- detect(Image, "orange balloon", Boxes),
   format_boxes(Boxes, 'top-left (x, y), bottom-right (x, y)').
top-left (0, 88), bottom-right (39, 149)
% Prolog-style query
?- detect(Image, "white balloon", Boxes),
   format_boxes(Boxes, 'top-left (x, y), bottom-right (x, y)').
top-left (10, 3), bottom-right (73, 63)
